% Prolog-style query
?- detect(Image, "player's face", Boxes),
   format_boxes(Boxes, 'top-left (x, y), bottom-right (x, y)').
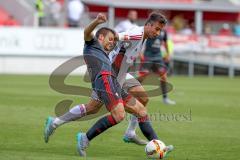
top-left (146, 21), bottom-right (165, 38)
top-left (102, 32), bottom-right (116, 52)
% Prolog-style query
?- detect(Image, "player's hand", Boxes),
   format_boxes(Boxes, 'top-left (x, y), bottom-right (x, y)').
top-left (96, 13), bottom-right (107, 24)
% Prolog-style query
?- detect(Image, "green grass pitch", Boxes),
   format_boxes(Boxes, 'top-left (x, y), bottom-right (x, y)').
top-left (0, 75), bottom-right (240, 160)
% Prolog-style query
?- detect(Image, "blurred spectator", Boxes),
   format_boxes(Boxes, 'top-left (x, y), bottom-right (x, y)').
top-left (204, 24), bottom-right (212, 35)
top-left (35, 0), bottom-right (46, 26)
top-left (160, 10), bottom-right (176, 34)
top-left (2, 15), bottom-right (19, 26)
top-left (115, 10), bottom-right (138, 32)
top-left (67, 0), bottom-right (84, 27)
top-left (58, 0), bottom-right (65, 5)
top-left (0, 10), bottom-right (19, 26)
top-left (47, 0), bottom-right (62, 26)
top-left (172, 15), bottom-right (185, 32)
top-left (219, 23), bottom-right (232, 36)
top-left (234, 20), bottom-right (240, 37)
top-left (180, 23), bottom-right (193, 35)
top-left (165, 25), bottom-right (176, 34)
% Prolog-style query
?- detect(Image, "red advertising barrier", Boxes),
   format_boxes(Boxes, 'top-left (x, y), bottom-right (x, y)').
top-left (171, 34), bottom-right (240, 51)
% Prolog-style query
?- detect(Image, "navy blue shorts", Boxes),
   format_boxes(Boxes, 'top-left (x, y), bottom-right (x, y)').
top-left (94, 74), bottom-right (129, 111)
top-left (139, 59), bottom-right (167, 76)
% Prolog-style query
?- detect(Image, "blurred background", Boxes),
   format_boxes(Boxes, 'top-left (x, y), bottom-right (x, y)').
top-left (0, 0), bottom-right (240, 76)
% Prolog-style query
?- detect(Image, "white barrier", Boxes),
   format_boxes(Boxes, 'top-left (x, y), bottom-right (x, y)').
top-left (1, 27), bottom-right (240, 75)
top-left (0, 27), bottom-right (84, 56)
top-left (0, 27), bottom-right (85, 74)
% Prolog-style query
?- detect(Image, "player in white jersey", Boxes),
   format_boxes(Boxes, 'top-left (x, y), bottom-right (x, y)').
top-left (108, 23), bottom-right (167, 144)
top-left (44, 12), bottom-right (174, 157)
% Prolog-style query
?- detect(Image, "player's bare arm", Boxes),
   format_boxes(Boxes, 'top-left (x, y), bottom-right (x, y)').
top-left (84, 13), bottom-right (107, 41)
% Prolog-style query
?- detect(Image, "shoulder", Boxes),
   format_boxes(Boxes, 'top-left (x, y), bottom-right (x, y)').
top-left (160, 30), bottom-right (168, 40)
top-left (128, 26), bottom-right (143, 35)
top-left (128, 26), bottom-right (144, 40)
top-left (118, 26), bottom-right (143, 41)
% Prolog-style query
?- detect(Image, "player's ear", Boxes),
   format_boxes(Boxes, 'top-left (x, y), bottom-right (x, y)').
top-left (145, 22), bottom-right (152, 28)
top-left (98, 34), bottom-right (104, 41)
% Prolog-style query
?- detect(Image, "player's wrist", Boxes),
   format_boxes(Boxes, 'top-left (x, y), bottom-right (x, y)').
top-left (93, 19), bottom-right (101, 25)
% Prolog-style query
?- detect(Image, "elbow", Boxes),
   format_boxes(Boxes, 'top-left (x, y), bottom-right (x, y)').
top-left (84, 30), bottom-right (88, 39)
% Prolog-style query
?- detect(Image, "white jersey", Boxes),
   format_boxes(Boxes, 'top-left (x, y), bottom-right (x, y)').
top-left (117, 26), bottom-right (146, 86)
top-left (115, 20), bottom-right (138, 33)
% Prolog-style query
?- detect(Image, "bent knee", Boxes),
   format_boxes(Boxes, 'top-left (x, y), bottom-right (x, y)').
top-left (136, 96), bottom-right (149, 106)
top-left (112, 109), bottom-right (125, 123)
top-left (85, 102), bottom-right (102, 115)
top-left (114, 112), bottom-right (125, 123)
top-left (141, 97), bottom-right (149, 106)
top-left (138, 107), bottom-right (147, 118)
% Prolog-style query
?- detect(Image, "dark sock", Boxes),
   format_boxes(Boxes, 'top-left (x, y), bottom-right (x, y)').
top-left (160, 80), bottom-right (167, 99)
top-left (138, 115), bottom-right (158, 141)
top-left (86, 115), bottom-right (117, 141)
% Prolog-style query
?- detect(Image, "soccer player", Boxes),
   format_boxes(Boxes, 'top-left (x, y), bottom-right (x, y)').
top-left (77, 12), bottom-right (174, 157)
top-left (138, 29), bottom-right (176, 105)
top-left (44, 12), bottom-right (174, 157)
top-left (77, 13), bottom-right (155, 157)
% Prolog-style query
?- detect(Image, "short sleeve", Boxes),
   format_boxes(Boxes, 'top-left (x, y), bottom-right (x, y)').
top-left (117, 26), bottom-right (143, 41)
top-left (162, 30), bottom-right (168, 42)
top-left (85, 37), bottom-right (96, 45)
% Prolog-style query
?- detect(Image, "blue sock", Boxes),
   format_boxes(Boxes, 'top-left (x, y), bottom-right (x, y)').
top-left (138, 115), bottom-right (158, 140)
top-left (86, 115), bottom-right (117, 141)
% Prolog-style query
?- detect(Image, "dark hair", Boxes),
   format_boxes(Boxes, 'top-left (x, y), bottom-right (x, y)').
top-left (145, 12), bottom-right (167, 25)
top-left (95, 27), bottom-right (116, 38)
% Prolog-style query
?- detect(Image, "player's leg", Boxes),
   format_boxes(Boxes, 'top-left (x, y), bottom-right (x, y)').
top-left (124, 84), bottom-right (174, 156)
top-left (155, 61), bottom-right (176, 105)
top-left (44, 96), bottom-right (103, 143)
top-left (121, 76), bottom-right (158, 141)
top-left (124, 84), bottom-right (158, 141)
top-left (137, 60), bottom-right (150, 83)
top-left (127, 82), bottom-right (149, 106)
top-left (123, 94), bottom-right (147, 118)
top-left (121, 75), bottom-right (148, 145)
top-left (77, 103), bottom-right (125, 156)
top-left (54, 97), bottom-right (103, 127)
top-left (77, 75), bottom-right (126, 156)
top-left (124, 93), bottom-right (158, 140)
